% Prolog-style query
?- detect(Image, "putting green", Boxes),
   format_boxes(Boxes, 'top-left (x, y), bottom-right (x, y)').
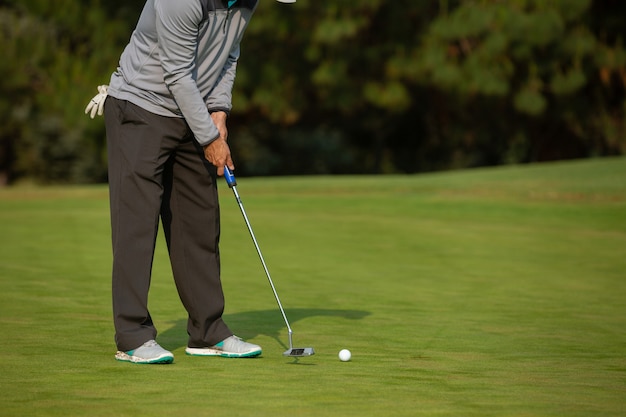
top-left (0, 157), bottom-right (624, 416)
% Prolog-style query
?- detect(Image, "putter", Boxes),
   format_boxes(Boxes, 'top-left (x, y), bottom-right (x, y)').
top-left (224, 167), bottom-right (315, 357)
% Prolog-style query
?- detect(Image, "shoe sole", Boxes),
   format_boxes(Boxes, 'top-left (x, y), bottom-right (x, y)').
top-left (185, 347), bottom-right (262, 358)
top-left (115, 351), bottom-right (174, 364)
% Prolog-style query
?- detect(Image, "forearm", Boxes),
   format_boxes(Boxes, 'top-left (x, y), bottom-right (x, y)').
top-left (205, 44), bottom-right (240, 114)
top-left (168, 80), bottom-right (220, 146)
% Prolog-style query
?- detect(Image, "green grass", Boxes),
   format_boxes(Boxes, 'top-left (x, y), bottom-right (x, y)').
top-left (1, 157), bottom-right (625, 416)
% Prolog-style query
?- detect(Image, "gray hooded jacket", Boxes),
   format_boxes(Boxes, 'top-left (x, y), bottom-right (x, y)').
top-left (107, 0), bottom-right (257, 146)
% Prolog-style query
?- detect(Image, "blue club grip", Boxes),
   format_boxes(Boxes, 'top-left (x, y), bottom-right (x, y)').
top-left (224, 166), bottom-right (237, 188)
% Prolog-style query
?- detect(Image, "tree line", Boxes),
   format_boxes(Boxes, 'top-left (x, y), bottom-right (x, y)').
top-left (0, 0), bottom-right (624, 184)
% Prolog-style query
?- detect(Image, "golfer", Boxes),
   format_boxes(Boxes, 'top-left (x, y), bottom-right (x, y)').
top-left (95, 0), bottom-right (295, 364)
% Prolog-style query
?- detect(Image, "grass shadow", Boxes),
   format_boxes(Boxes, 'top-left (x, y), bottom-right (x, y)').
top-left (158, 308), bottom-right (370, 351)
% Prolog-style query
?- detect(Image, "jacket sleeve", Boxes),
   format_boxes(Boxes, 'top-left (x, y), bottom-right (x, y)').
top-left (205, 43), bottom-right (240, 115)
top-left (154, 0), bottom-right (220, 146)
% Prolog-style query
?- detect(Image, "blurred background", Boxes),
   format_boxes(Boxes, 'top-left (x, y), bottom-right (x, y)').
top-left (0, 0), bottom-right (624, 185)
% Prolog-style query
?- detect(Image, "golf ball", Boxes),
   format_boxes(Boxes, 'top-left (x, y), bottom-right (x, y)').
top-left (338, 349), bottom-right (351, 362)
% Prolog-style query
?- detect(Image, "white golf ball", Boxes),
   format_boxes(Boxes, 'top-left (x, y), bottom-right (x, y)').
top-left (338, 349), bottom-right (351, 362)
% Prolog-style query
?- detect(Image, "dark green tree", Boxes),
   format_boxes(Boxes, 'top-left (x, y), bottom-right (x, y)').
top-left (1, 0), bottom-right (624, 183)
top-left (0, 0), bottom-right (139, 184)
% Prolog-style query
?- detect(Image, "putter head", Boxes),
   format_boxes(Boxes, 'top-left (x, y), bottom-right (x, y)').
top-left (283, 347), bottom-right (315, 357)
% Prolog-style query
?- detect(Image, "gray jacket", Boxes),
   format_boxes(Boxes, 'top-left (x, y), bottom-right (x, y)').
top-left (108, 0), bottom-right (257, 146)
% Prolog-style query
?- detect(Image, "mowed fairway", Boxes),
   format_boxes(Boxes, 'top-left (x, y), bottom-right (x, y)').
top-left (1, 157), bottom-right (625, 416)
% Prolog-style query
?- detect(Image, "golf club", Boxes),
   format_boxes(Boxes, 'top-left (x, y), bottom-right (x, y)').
top-left (224, 167), bottom-right (315, 357)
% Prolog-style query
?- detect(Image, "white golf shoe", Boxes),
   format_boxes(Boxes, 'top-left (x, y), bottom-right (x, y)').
top-left (185, 335), bottom-right (262, 358)
top-left (115, 340), bottom-right (174, 364)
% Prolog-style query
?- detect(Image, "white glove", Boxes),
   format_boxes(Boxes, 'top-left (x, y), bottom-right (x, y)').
top-left (84, 85), bottom-right (108, 119)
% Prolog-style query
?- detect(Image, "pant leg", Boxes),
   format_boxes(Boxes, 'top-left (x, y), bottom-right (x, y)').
top-left (105, 97), bottom-right (185, 352)
top-left (161, 137), bottom-right (232, 348)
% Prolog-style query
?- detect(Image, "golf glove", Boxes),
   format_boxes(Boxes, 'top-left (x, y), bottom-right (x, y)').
top-left (84, 85), bottom-right (108, 118)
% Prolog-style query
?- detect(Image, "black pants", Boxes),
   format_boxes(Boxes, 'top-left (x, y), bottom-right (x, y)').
top-left (104, 97), bottom-right (232, 352)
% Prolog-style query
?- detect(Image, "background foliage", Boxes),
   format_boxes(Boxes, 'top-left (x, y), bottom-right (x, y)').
top-left (0, 0), bottom-right (624, 184)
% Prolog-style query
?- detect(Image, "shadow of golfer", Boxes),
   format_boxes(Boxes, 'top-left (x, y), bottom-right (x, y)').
top-left (158, 308), bottom-right (370, 351)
